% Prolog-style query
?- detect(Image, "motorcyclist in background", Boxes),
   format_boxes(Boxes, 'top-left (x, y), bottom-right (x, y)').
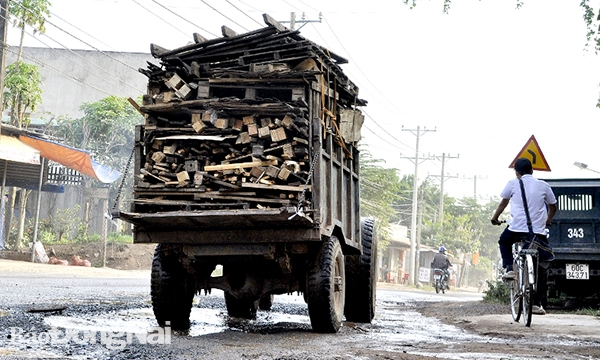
top-left (431, 246), bottom-right (452, 283)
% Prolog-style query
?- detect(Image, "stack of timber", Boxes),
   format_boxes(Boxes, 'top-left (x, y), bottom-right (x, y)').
top-left (132, 14), bottom-right (366, 219)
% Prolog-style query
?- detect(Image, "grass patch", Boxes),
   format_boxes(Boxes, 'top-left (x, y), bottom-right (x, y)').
top-left (481, 279), bottom-right (509, 304)
top-left (574, 308), bottom-right (600, 316)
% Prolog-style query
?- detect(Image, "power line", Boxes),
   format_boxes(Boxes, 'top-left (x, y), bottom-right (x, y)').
top-left (1, 42), bottom-right (113, 97)
top-left (363, 109), bottom-right (412, 150)
top-left (200, 0), bottom-right (250, 32)
top-left (47, 10), bottom-right (143, 64)
top-left (297, 0), bottom-right (320, 12)
top-left (151, 0), bottom-right (219, 38)
top-left (130, 0), bottom-right (191, 39)
top-left (362, 124), bottom-right (406, 152)
top-left (225, 0), bottom-right (263, 28)
top-left (13, 1), bottom-right (141, 73)
top-left (321, 15), bottom-right (411, 119)
top-left (0, 12), bottom-right (144, 97)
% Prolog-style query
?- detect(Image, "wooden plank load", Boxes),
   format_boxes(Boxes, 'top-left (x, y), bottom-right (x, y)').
top-left (131, 14), bottom-right (366, 219)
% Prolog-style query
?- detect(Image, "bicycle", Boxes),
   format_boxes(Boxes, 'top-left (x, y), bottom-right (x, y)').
top-left (507, 238), bottom-right (538, 327)
top-left (493, 220), bottom-right (541, 327)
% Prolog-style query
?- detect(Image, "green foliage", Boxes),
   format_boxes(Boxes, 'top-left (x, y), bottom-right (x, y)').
top-left (3, 61), bottom-right (43, 128)
top-left (574, 308), bottom-right (600, 316)
top-left (482, 280), bottom-right (510, 304)
top-left (54, 96), bottom-right (143, 211)
top-left (359, 146), bottom-right (405, 250)
top-left (49, 206), bottom-right (81, 242)
top-left (423, 211), bottom-right (481, 254)
top-left (56, 96), bottom-right (143, 170)
top-left (9, 0), bottom-right (51, 34)
top-left (108, 233), bottom-right (133, 244)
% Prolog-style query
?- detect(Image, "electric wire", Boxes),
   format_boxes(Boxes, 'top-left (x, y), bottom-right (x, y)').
top-left (233, 0), bottom-right (263, 15)
top-left (225, 0), bottom-right (264, 28)
top-left (47, 10), bottom-right (144, 64)
top-left (321, 14), bottom-right (411, 118)
top-left (281, 0), bottom-right (303, 13)
top-left (200, 0), bottom-right (250, 32)
top-left (363, 109), bottom-right (412, 150)
top-left (130, 0), bottom-right (192, 38)
top-left (362, 125), bottom-right (406, 152)
top-left (2, 42), bottom-right (113, 97)
top-left (297, 0), bottom-right (319, 12)
top-left (0, 12), bottom-right (144, 96)
top-left (151, 0), bottom-right (219, 38)
top-left (12, 0), bottom-right (140, 72)
top-left (27, 28), bottom-right (142, 95)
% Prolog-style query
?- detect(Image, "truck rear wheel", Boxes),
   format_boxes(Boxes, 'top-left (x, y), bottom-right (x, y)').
top-left (307, 235), bottom-right (345, 333)
top-left (224, 292), bottom-right (259, 319)
top-left (150, 244), bottom-right (196, 330)
top-left (344, 217), bottom-right (377, 323)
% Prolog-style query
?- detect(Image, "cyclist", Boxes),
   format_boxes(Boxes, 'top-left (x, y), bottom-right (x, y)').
top-left (431, 246), bottom-right (452, 283)
top-left (490, 157), bottom-right (557, 315)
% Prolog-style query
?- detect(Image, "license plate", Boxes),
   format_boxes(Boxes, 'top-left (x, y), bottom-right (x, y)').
top-left (434, 275), bottom-right (441, 280)
top-left (566, 263), bottom-right (589, 280)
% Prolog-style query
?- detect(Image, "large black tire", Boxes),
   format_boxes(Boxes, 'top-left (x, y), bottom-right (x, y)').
top-left (435, 279), bottom-right (441, 294)
top-left (151, 244), bottom-right (196, 330)
top-left (307, 235), bottom-right (345, 333)
top-left (224, 292), bottom-right (258, 319)
top-left (344, 217), bottom-right (377, 323)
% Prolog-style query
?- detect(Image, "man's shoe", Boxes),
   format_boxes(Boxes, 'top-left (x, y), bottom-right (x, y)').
top-left (502, 270), bottom-right (515, 280)
top-left (532, 305), bottom-right (546, 315)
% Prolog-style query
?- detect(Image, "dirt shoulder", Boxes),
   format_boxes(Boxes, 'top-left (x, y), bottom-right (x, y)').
top-left (0, 258), bottom-right (150, 278)
top-left (376, 282), bottom-right (600, 343)
top-left (414, 293), bottom-right (600, 343)
top-left (0, 241), bottom-right (155, 271)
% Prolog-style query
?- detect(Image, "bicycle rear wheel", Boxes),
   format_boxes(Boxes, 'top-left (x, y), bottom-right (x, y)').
top-left (522, 255), bottom-right (534, 327)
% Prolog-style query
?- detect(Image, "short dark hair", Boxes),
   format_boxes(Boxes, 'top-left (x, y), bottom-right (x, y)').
top-left (514, 158), bottom-right (533, 175)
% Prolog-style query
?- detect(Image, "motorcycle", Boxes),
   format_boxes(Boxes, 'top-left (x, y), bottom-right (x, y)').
top-left (433, 268), bottom-right (449, 294)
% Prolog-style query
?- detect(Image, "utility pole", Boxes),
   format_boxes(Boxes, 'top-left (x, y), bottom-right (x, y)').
top-left (435, 153), bottom-right (459, 225)
top-left (416, 185), bottom-right (424, 253)
top-left (0, 0), bottom-right (8, 249)
top-left (281, 12), bottom-right (322, 30)
top-left (0, 0), bottom-right (8, 113)
top-left (467, 175), bottom-right (487, 200)
top-left (401, 125), bottom-right (435, 285)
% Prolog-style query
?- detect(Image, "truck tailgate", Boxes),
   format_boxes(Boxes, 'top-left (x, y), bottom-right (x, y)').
top-left (118, 207), bottom-right (313, 231)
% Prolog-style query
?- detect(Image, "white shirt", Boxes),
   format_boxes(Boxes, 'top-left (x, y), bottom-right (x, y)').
top-left (500, 174), bottom-right (557, 234)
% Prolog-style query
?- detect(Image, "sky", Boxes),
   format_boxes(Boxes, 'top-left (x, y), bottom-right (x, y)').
top-left (6, 0), bottom-right (600, 202)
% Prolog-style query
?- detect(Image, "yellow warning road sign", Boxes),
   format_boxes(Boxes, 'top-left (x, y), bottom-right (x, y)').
top-left (509, 135), bottom-right (551, 171)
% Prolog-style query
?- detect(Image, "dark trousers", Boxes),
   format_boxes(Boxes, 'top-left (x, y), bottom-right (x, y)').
top-left (498, 227), bottom-right (529, 270)
top-left (535, 264), bottom-right (548, 308)
top-left (498, 227), bottom-right (548, 307)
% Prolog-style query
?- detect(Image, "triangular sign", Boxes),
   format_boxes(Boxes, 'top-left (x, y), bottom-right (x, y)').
top-left (509, 135), bottom-right (551, 171)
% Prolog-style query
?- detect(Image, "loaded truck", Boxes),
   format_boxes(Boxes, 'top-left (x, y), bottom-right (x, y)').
top-left (543, 178), bottom-right (600, 299)
top-left (115, 14), bottom-right (376, 333)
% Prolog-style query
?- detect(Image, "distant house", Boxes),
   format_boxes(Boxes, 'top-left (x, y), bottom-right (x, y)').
top-left (381, 224), bottom-right (459, 285)
top-left (380, 224), bottom-right (410, 283)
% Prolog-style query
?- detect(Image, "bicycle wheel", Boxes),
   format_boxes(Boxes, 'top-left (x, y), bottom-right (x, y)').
top-left (522, 255), bottom-right (534, 327)
top-left (509, 275), bottom-right (521, 322)
top-left (509, 259), bottom-right (522, 322)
